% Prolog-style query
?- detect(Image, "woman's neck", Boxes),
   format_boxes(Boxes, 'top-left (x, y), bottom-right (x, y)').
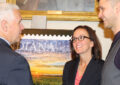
top-left (79, 54), bottom-right (92, 66)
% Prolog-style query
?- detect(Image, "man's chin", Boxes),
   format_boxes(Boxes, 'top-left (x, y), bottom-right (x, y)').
top-left (15, 38), bottom-right (20, 44)
top-left (104, 22), bottom-right (111, 29)
top-left (104, 25), bottom-right (112, 29)
top-left (17, 39), bottom-right (21, 43)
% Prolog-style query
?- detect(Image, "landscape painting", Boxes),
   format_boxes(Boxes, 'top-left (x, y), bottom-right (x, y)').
top-left (16, 35), bottom-right (71, 85)
top-left (16, 0), bottom-right (95, 12)
top-left (7, 0), bottom-right (98, 21)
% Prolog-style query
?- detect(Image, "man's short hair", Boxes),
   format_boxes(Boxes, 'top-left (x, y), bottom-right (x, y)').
top-left (0, 3), bottom-right (19, 21)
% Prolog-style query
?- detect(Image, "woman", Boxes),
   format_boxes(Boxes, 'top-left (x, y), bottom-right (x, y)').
top-left (62, 25), bottom-right (104, 85)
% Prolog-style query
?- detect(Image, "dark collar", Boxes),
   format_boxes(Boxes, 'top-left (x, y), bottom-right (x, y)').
top-left (68, 57), bottom-right (97, 85)
top-left (0, 38), bottom-right (11, 49)
top-left (112, 31), bottom-right (120, 47)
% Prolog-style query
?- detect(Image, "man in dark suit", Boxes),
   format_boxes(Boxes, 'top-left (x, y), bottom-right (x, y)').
top-left (0, 3), bottom-right (33, 85)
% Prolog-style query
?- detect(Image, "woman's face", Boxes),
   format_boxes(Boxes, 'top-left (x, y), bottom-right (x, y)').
top-left (72, 28), bottom-right (94, 55)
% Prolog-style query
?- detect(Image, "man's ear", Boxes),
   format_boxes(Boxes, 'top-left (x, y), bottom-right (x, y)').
top-left (1, 19), bottom-right (8, 32)
top-left (115, 2), bottom-right (120, 14)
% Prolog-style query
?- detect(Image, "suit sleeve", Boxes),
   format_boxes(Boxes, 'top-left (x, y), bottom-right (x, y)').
top-left (114, 48), bottom-right (120, 70)
top-left (62, 62), bottom-right (69, 85)
top-left (7, 55), bottom-right (33, 85)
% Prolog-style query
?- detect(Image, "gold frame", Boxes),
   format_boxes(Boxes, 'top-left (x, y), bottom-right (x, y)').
top-left (7, 0), bottom-right (99, 21)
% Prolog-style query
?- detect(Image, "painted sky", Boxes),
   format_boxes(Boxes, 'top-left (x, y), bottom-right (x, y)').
top-left (16, 39), bottom-right (71, 76)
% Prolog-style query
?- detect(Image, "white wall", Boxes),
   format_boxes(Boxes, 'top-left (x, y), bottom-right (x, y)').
top-left (5, 0), bottom-right (112, 60)
top-left (0, 0), bottom-right (5, 3)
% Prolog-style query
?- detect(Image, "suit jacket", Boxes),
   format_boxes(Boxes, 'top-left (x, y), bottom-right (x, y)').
top-left (0, 39), bottom-right (33, 85)
top-left (62, 57), bottom-right (104, 85)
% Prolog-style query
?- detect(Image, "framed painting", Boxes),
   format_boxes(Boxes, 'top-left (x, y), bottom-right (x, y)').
top-left (7, 0), bottom-right (99, 21)
top-left (12, 29), bottom-right (72, 85)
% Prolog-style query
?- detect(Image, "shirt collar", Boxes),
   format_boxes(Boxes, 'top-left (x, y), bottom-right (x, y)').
top-left (0, 37), bottom-right (10, 45)
top-left (113, 31), bottom-right (120, 41)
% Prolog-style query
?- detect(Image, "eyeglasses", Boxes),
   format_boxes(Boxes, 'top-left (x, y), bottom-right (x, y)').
top-left (71, 36), bottom-right (92, 43)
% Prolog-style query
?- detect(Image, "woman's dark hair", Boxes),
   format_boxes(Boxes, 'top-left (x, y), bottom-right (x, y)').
top-left (71, 25), bottom-right (102, 60)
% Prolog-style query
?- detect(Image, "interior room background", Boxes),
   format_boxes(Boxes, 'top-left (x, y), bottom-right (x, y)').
top-left (1, 0), bottom-right (113, 60)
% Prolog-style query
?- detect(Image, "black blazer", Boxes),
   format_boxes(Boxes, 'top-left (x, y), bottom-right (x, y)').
top-left (62, 57), bottom-right (104, 85)
top-left (0, 39), bottom-right (33, 85)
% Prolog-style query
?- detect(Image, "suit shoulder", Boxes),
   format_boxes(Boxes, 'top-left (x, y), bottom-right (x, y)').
top-left (96, 59), bottom-right (104, 65)
top-left (64, 58), bottom-right (78, 68)
top-left (65, 58), bottom-right (76, 65)
top-left (64, 60), bottom-right (72, 66)
top-left (12, 52), bottom-right (28, 64)
top-left (93, 58), bottom-right (104, 69)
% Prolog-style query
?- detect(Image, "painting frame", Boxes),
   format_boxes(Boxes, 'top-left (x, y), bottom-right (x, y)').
top-left (22, 29), bottom-right (72, 36)
top-left (7, 0), bottom-right (99, 21)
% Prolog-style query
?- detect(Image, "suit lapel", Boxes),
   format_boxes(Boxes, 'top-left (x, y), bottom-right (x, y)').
top-left (80, 57), bottom-right (96, 85)
top-left (68, 57), bottom-right (80, 85)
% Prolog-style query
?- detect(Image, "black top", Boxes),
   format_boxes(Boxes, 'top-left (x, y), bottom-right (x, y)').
top-left (62, 57), bottom-right (104, 85)
top-left (111, 31), bottom-right (120, 69)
